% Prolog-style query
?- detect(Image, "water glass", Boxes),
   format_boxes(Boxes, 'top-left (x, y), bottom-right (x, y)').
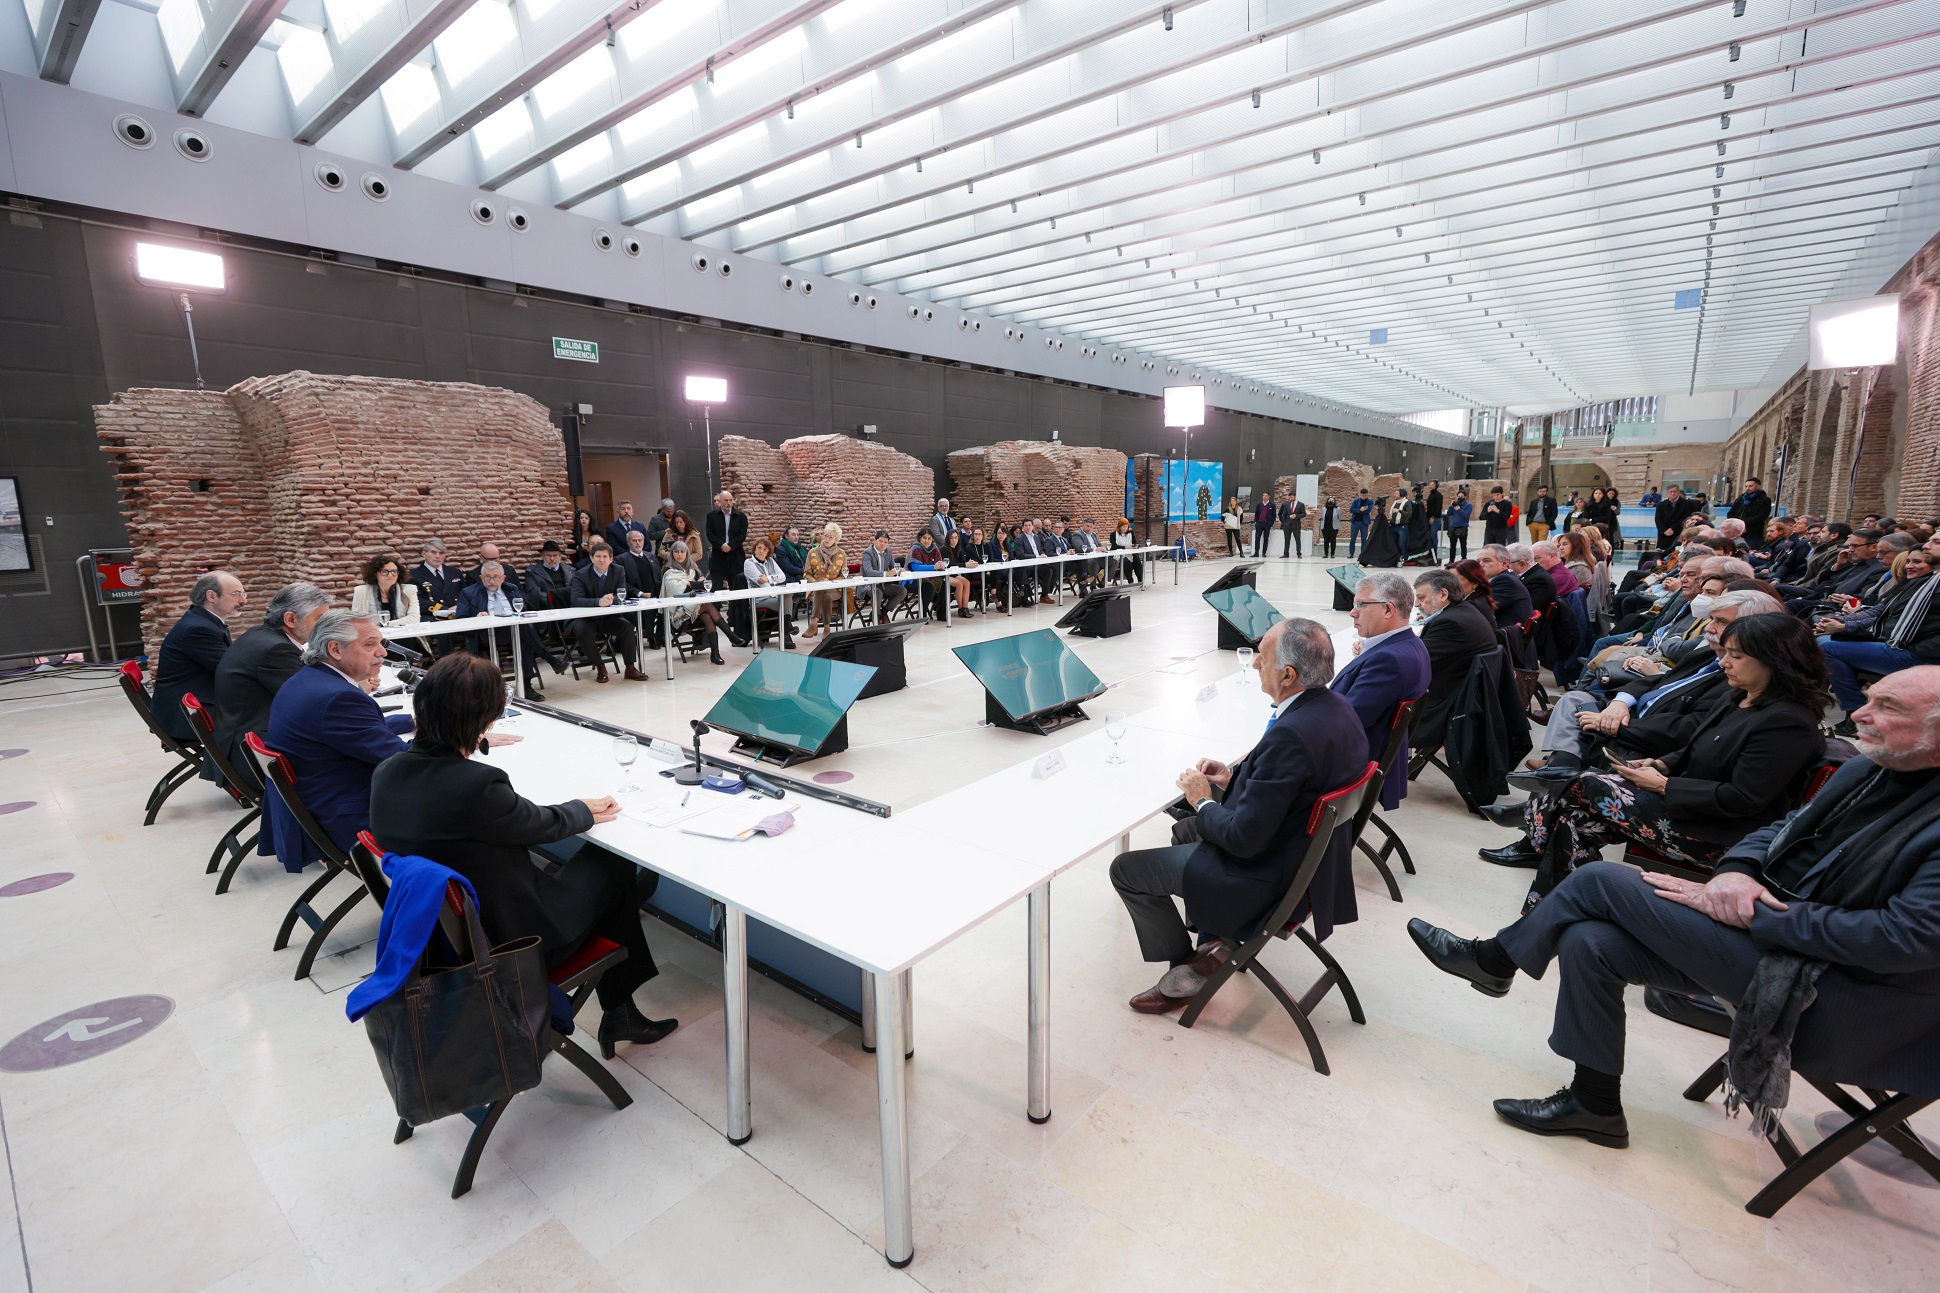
top-left (511, 594), bottom-right (525, 614)
top-left (1105, 710), bottom-right (1128, 764)
top-left (612, 734), bottom-right (640, 792)
top-left (1235, 646), bottom-right (1255, 679)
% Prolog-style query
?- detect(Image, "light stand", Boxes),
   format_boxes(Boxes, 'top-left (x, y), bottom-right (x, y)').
top-left (684, 376), bottom-right (729, 500)
top-left (178, 294), bottom-right (205, 390)
top-left (700, 403), bottom-right (715, 498)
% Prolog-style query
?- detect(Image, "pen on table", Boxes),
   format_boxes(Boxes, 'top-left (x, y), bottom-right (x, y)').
top-left (681, 792), bottom-right (691, 807)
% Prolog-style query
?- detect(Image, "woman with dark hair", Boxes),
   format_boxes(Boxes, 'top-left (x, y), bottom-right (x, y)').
top-left (1450, 557), bottom-right (1496, 615)
top-left (350, 553), bottom-right (419, 624)
top-left (655, 511), bottom-right (698, 569)
top-left (1484, 613), bottom-right (1829, 910)
top-left (369, 653), bottom-right (677, 1059)
top-left (569, 508), bottom-right (597, 567)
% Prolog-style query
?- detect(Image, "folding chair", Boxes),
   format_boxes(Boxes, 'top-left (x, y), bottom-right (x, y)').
top-left (241, 732), bottom-right (370, 982)
top-left (178, 693), bottom-right (263, 893)
top-left (1349, 698), bottom-right (1420, 903)
top-left (1177, 761), bottom-right (1381, 1075)
top-left (118, 661), bottom-right (206, 825)
top-left (1623, 760), bottom-right (1841, 880)
top-left (351, 834), bottom-right (634, 1200)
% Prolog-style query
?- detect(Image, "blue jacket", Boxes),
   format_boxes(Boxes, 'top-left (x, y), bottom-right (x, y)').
top-left (1445, 498), bottom-right (1473, 532)
top-left (456, 581), bottom-right (519, 620)
top-left (345, 854), bottom-right (477, 1022)
top-left (1184, 686), bottom-right (1368, 944)
top-left (1331, 630), bottom-right (1433, 810)
top-left (151, 605), bottom-right (232, 741)
top-left (262, 663), bottom-right (413, 871)
top-left (1349, 497), bottom-right (1374, 524)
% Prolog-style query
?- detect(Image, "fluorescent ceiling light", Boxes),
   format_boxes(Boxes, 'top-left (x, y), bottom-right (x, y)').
top-left (1808, 295), bottom-right (1900, 368)
top-left (1163, 384), bottom-right (1205, 427)
top-left (685, 375), bottom-right (728, 403)
top-left (136, 242), bottom-right (226, 292)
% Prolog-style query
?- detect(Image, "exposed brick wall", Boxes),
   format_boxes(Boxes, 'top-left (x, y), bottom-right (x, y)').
top-left (1902, 285), bottom-right (1940, 522)
top-left (719, 433), bottom-right (933, 547)
top-left (945, 441), bottom-right (1129, 537)
top-left (97, 372), bottom-right (567, 653)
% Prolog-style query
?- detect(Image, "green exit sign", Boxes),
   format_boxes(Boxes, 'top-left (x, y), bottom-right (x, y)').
top-left (552, 337), bottom-right (599, 363)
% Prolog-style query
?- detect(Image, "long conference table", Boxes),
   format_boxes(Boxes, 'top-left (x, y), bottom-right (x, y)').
top-left (424, 599), bottom-right (1361, 1269)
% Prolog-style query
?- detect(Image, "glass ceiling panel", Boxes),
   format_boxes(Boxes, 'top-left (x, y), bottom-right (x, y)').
top-left (434, 0), bottom-right (518, 91)
top-left (155, 0), bottom-right (204, 72)
top-left (276, 24), bottom-right (334, 104)
top-left (617, 0), bottom-right (718, 63)
top-left (531, 44), bottom-right (615, 120)
top-left (320, 0), bottom-right (389, 45)
top-left (379, 61), bottom-right (442, 134)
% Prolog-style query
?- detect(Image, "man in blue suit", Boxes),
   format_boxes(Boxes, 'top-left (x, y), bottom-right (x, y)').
top-left (455, 560), bottom-right (557, 698)
top-left (1111, 618), bottom-right (1369, 1012)
top-left (151, 570), bottom-right (244, 742)
top-left (1333, 571), bottom-right (1432, 811)
top-left (262, 610), bottom-right (418, 873)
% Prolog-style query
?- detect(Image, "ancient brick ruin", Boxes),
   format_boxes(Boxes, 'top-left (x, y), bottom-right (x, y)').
top-left (718, 433), bottom-right (934, 547)
top-left (96, 372), bottom-right (568, 651)
top-left (946, 441), bottom-right (1129, 534)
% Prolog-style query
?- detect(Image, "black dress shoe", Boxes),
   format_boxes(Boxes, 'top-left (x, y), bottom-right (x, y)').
top-left (1493, 1089), bottom-right (1629, 1148)
top-left (1479, 839), bottom-right (1543, 869)
top-left (1479, 801), bottom-right (1528, 828)
top-left (598, 1005), bottom-right (679, 1059)
top-left (1406, 918), bottom-right (1514, 997)
top-left (1507, 767), bottom-right (1581, 795)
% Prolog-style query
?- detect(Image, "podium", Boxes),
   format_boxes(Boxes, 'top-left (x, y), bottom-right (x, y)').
top-left (807, 622), bottom-right (918, 699)
top-left (1056, 589), bottom-right (1131, 638)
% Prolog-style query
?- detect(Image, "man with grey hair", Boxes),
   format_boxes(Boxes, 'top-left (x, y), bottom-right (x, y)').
top-left (931, 497), bottom-right (956, 545)
top-left (1111, 618), bottom-right (1367, 1013)
top-left (409, 540), bottom-right (465, 646)
top-left (1333, 573), bottom-right (1431, 811)
top-left (1507, 541), bottom-right (1558, 617)
top-left (214, 582), bottom-right (333, 787)
top-left (644, 498), bottom-right (678, 549)
top-left (262, 610), bottom-right (422, 873)
top-left (457, 559), bottom-right (555, 698)
top-left (152, 569), bottom-right (245, 743)
top-left (1409, 666), bottom-right (1940, 1152)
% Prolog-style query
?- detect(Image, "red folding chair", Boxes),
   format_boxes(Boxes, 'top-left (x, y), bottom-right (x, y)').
top-left (179, 693), bottom-right (263, 891)
top-left (242, 732), bottom-right (370, 982)
top-left (1623, 759), bottom-right (1842, 880)
top-left (1177, 761), bottom-right (1382, 1075)
top-left (351, 834), bottom-right (635, 1199)
top-left (1347, 697), bottom-right (1420, 902)
top-left (117, 660), bottom-right (206, 825)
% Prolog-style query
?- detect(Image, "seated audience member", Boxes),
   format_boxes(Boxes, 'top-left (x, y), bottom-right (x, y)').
top-left (605, 499), bottom-right (650, 552)
top-left (1480, 615), bottom-right (1829, 910)
top-left (802, 523), bottom-right (848, 639)
top-left (456, 560), bottom-right (558, 697)
top-left (370, 652), bottom-right (677, 1057)
top-left (1817, 547), bottom-right (1940, 732)
top-left (1476, 545), bottom-right (1533, 629)
top-left (1010, 519), bottom-right (1053, 604)
top-left (1449, 558), bottom-right (1497, 621)
top-left (1109, 620), bottom-right (1367, 1012)
top-left (464, 543), bottom-right (505, 589)
top-left (350, 553), bottom-right (420, 625)
top-left (1784, 527), bottom-right (1885, 614)
top-left (744, 537), bottom-right (795, 649)
top-left (1110, 518), bottom-right (1143, 585)
top-left (1717, 517), bottom-right (1750, 556)
top-left (1411, 568), bottom-right (1498, 730)
top-left (523, 540), bottom-right (574, 612)
top-left (860, 530), bottom-right (909, 619)
top-left (1590, 564), bottom-right (1734, 688)
top-left (910, 529), bottom-right (971, 619)
top-left (152, 570), bottom-right (245, 742)
top-left (409, 541), bottom-right (465, 621)
top-left (775, 525), bottom-right (809, 583)
top-left (655, 511), bottom-right (699, 570)
top-left (1335, 572), bottom-right (1432, 809)
top-left (662, 541), bottom-right (736, 665)
top-left (262, 611), bottom-right (414, 872)
top-left (569, 544), bottom-right (648, 684)
top-left (214, 582), bottom-right (333, 789)
top-left (935, 528), bottom-right (979, 616)
top-left (1068, 520), bottom-right (1105, 589)
top-left (1408, 666), bottom-right (1940, 1151)
top-left (1524, 591), bottom-right (1782, 773)
top-left (1532, 541), bottom-right (1580, 600)
top-left (968, 526), bottom-right (1012, 613)
top-left (615, 529), bottom-right (661, 605)
top-left (1507, 543), bottom-right (1557, 615)
top-left (643, 498), bottom-right (678, 550)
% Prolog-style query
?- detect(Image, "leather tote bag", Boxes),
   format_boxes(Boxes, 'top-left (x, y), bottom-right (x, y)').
top-left (362, 890), bottom-right (551, 1127)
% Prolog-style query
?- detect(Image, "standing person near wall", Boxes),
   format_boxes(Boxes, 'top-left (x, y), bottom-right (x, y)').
top-left (1320, 496), bottom-right (1341, 558)
top-left (1527, 485), bottom-right (1559, 544)
top-left (1279, 494), bottom-right (1306, 558)
top-left (1222, 500), bottom-right (1244, 557)
top-left (1253, 495), bottom-right (1276, 558)
top-left (1481, 486), bottom-right (1515, 547)
top-left (1424, 480), bottom-right (1445, 558)
top-left (1445, 489), bottom-right (1473, 560)
top-left (1349, 489), bottom-right (1374, 556)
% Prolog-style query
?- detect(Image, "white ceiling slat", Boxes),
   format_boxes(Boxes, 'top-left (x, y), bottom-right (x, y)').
top-left (171, 0), bottom-right (293, 116)
top-left (31, 0), bottom-right (105, 83)
top-left (289, 0), bottom-right (476, 145)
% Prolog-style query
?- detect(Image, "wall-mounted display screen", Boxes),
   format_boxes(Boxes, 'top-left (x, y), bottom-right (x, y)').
top-left (0, 479), bottom-right (28, 573)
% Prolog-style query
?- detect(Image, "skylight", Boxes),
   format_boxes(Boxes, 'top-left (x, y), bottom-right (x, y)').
top-left (531, 44), bottom-right (615, 120)
top-left (472, 98), bottom-right (534, 160)
top-left (434, 1), bottom-right (518, 91)
top-left (155, 0), bottom-right (205, 73)
top-left (553, 133), bottom-right (614, 182)
top-left (275, 24), bottom-right (334, 105)
top-left (617, 0), bottom-right (718, 64)
top-left (379, 62), bottom-right (441, 134)
top-left (615, 86), bottom-right (696, 147)
top-left (320, 0), bottom-right (389, 45)
top-left (711, 27), bottom-right (805, 93)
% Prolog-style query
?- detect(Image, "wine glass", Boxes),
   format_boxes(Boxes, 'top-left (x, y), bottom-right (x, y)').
top-left (1105, 710), bottom-right (1128, 764)
top-left (510, 592), bottom-right (525, 614)
top-left (612, 734), bottom-right (640, 792)
top-left (1235, 646), bottom-right (1255, 681)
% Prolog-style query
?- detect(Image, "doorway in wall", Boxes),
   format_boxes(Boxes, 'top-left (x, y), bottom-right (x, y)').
top-left (582, 452), bottom-right (671, 528)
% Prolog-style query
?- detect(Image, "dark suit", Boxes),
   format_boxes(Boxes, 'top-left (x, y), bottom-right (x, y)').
top-left (1726, 489), bottom-right (1771, 545)
top-left (213, 625), bottom-right (302, 789)
top-left (1519, 563), bottom-right (1558, 616)
top-left (409, 562), bottom-right (465, 623)
top-left (151, 605), bottom-right (232, 742)
top-left (1418, 599), bottom-right (1497, 716)
top-left (523, 560), bottom-right (573, 612)
top-left (1654, 495), bottom-right (1703, 550)
top-left (1112, 687), bottom-right (1368, 966)
top-left (706, 507), bottom-right (751, 634)
top-left (1489, 571), bottom-right (1532, 628)
top-left (1333, 630), bottom-right (1432, 810)
top-left (1010, 531), bottom-right (1047, 599)
top-left (1278, 501), bottom-right (1303, 557)
top-left (1480, 497), bottom-right (1515, 546)
top-left (455, 582), bottom-right (545, 684)
top-left (605, 517), bottom-right (649, 552)
top-left (615, 548), bottom-right (661, 604)
top-left (262, 663), bottom-right (412, 872)
top-left (370, 747), bottom-right (657, 1009)
top-left (1252, 500), bottom-right (1275, 557)
top-left (568, 563), bottom-right (639, 669)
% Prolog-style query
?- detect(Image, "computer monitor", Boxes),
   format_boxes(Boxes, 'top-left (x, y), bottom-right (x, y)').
top-left (1203, 585), bottom-right (1284, 650)
top-left (1201, 561), bottom-right (1262, 596)
top-left (806, 621), bottom-right (920, 698)
top-left (702, 650), bottom-right (877, 765)
top-left (952, 628), bottom-right (1107, 735)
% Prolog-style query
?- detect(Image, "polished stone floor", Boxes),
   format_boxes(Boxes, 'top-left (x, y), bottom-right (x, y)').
top-left (0, 553), bottom-right (1935, 1293)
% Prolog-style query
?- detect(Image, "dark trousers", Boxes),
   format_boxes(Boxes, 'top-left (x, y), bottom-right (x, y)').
top-left (712, 558), bottom-right (749, 635)
top-left (1446, 528), bottom-right (1469, 560)
top-left (1321, 528), bottom-right (1339, 557)
top-left (551, 843), bottom-right (661, 1010)
top-left (1349, 519), bottom-right (1369, 554)
top-left (1253, 524), bottom-right (1272, 557)
top-left (1484, 526), bottom-right (1513, 547)
top-left (1496, 862), bottom-right (1761, 1076)
top-left (1109, 844), bottom-right (1200, 965)
top-left (1281, 525), bottom-right (1302, 557)
top-left (576, 616), bottom-right (639, 670)
top-left (1226, 529), bottom-right (1244, 556)
top-left (467, 622), bottom-right (550, 682)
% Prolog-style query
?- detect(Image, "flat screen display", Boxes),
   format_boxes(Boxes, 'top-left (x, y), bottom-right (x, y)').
top-left (702, 651), bottom-right (876, 756)
top-left (0, 478), bottom-right (26, 573)
top-left (1203, 585), bottom-right (1284, 642)
top-left (1202, 562), bottom-right (1261, 595)
top-left (952, 629), bottom-right (1106, 721)
top-left (1324, 562), bottom-right (1366, 593)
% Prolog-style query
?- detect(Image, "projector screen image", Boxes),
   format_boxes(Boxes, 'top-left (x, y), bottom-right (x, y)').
top-left (953, 629), bottom-right (1106, 721)
top-left (0, 479), bottom-right (26, 573)
top-left (1203, 586), bottom-right (1285, 642)
top-left (703, 651), bottom-right (876, 755)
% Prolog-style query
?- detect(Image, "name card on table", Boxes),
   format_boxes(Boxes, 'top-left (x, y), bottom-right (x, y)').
top-left (1032, 749), bottom-right (1068, 780)
top-left (1195, 683), bottom-right (1221, 704)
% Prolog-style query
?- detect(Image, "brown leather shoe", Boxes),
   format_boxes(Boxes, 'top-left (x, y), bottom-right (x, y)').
top-left (1129, 985), bottom-right (1192, 1014)
top-left (623, 666), bottom-right (649, 682)
top-left (595, 663), bottom-right (610, 684)
top-left (1184, 940), bottom-right (1230, 978)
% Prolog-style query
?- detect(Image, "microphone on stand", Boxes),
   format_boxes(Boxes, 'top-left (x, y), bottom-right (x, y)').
top-left (385, 640), bottom-right (427, 666)
top-left (674, 720), bottom-right (709, 785)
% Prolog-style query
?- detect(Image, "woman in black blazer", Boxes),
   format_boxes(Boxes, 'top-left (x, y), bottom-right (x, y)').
top-left (1492, 613), bottom-right (1830, 912)
top-left (369, 653), bottom-right (677, 1058)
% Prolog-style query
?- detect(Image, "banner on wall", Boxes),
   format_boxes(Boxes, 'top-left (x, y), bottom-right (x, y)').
top-left (1162, 460), bottom-right (1224, 523)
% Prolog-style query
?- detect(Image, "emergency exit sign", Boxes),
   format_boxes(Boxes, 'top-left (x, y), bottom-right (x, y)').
top-left (552, 337), bottom-right (599, 363)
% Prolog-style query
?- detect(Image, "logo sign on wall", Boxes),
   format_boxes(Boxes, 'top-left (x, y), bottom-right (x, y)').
top-left (552, 337), bottom-right (600, 363)
top-left (89, 549), bottom-right (143, 604)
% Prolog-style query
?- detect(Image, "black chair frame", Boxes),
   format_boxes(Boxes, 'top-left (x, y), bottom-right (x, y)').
top-left (118, 661), bottom-right (206, 825)
top-left (241, 732), bottom-right (370, 982)
top-left (178, 692), bottom-right (264, 893)
top-left (1177, 761), bottom-right (1382, 1075)
top-left (350, 835), bottom-right (634, 1200)
top-left (1349, 698), bottom-right (1420, 903)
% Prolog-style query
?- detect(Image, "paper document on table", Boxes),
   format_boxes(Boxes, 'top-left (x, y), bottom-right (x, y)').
top-left (624, 801), bottom-right (712, 828)
top-left (680, 804), bottom-right (796, 841)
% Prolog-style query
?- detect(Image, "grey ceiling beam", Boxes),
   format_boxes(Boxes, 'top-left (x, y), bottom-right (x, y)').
top-left (292, 0), bottom-right (475, 146)
top-left (32, 0), bottom-right (103, 83)
top-left (176, 0), bottom-right (292, 118)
